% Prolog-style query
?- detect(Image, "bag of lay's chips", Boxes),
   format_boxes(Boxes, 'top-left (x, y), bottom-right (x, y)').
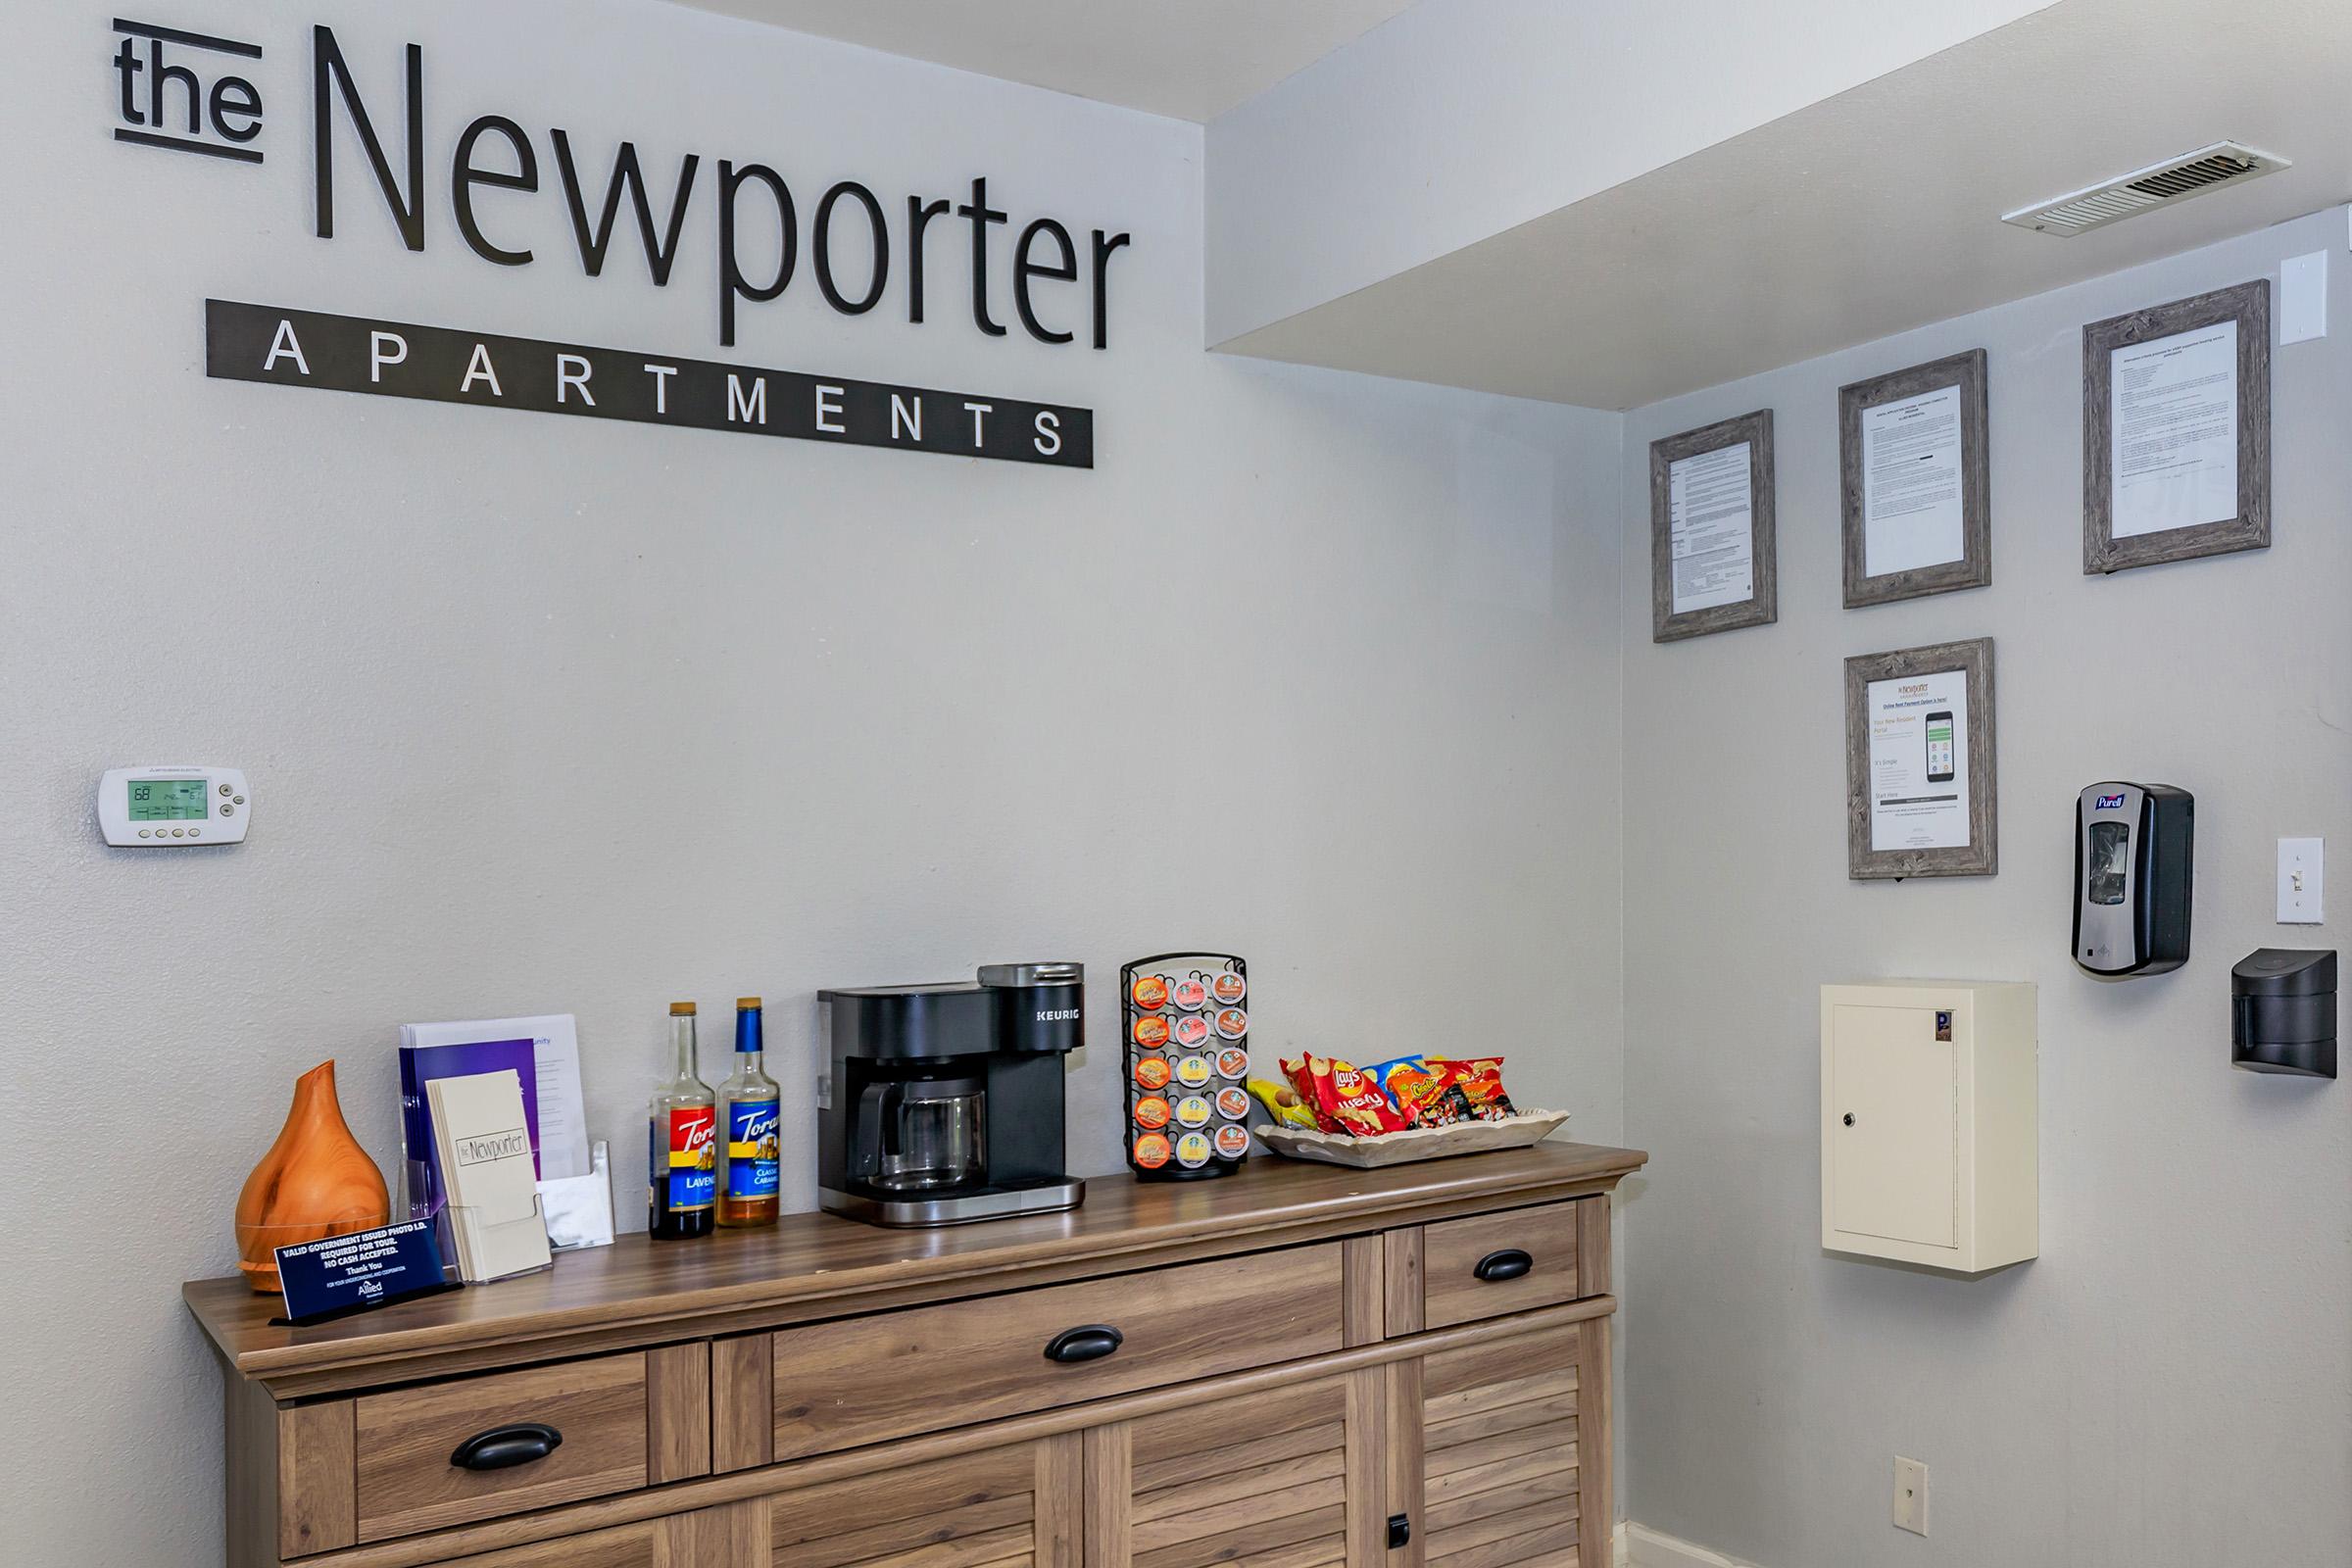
top-left (1278, 1055), bottom-right (1333, 1132)
top-left (1291, 1053), bottom-right (1411, 1137)
top-left (1247, 1076), bottom-right (1319, 1132)
top-left (1364, 1055), bottom-right (1473, 1128)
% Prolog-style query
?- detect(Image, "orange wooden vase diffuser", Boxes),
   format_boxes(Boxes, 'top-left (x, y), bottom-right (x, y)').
top-left (234, 1059), bottom-right (391, 1293)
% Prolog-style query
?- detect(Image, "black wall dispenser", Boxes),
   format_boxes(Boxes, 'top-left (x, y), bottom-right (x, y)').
top-left (2231, 950), bottom-right (2336, 1079)
top-left (2073, 782), bottom-right (2193, 975)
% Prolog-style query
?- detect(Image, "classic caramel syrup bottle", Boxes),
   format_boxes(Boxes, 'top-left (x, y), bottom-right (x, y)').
top-left (717, 999), bottom-right (781, 1228)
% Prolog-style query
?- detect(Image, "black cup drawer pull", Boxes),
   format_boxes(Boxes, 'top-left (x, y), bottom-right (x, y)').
top-left (1473, 1248), bottom-right (1535, 1283)
top-left (449, 1422), bottom-right (564, 1471)
top-left (1043, 1325), bottom-right (1124, 1364)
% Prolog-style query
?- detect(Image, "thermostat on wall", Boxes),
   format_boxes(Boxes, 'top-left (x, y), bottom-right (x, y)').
top-left (99, 765), bottom-right (249, 846)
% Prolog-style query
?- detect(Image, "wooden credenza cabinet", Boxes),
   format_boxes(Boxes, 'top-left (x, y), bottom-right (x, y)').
top-left (186, 1143), bottom-right (1645, 1568)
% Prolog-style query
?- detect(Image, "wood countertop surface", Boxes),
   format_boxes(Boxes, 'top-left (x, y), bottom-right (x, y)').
top-left (185, 1141), bottom-right (1646, 1388)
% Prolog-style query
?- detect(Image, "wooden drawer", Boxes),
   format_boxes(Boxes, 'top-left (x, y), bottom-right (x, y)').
top-left (766, 1243), bottom-right (1345, 1461)
top-left (1406, 1201), bottom-right (1583, 1333)
top-left (421, 1520), bottom-right (657, 1568)
top-left (350, 1352), bottom-right (654, 1543)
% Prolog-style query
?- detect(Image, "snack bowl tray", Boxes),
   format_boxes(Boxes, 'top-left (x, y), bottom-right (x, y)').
top-left (1250, 1108), bottom-right (1570, 1168)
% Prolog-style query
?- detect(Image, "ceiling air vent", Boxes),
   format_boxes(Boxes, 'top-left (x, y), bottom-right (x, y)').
top-left (2002, 142), bottom-right (2288, 236)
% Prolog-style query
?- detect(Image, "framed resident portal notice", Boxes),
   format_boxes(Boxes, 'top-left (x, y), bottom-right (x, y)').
top-left (1844, 637), bottom-right (1997, 880)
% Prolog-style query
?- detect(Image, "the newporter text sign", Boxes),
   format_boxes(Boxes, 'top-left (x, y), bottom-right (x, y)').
top-left (112, 17), bottom-right (1126, 468)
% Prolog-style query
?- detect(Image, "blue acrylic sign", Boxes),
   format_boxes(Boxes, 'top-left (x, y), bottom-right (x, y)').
top-left (275, 1220), bottom-right (451, 1325)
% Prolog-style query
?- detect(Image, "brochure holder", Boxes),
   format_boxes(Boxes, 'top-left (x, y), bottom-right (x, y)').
top-left (539, 1140), bottom-right (615, 1251)
top-left (443, 1191), bottom-right (555, 1285)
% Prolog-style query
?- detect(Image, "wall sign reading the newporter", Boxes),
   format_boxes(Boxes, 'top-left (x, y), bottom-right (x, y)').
top-left (112, 17), bottom-right (1127, 468)
top-left (208, 302), bottom-right (1092, 466)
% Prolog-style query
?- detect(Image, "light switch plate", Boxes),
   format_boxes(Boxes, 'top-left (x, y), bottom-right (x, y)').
top-left (2278, 837), bottom-right (2325, 923)
top-left (1892, 1455), bottom-right (1929, 1536)
top-left (2281, 251), bottom-right (2328, 344)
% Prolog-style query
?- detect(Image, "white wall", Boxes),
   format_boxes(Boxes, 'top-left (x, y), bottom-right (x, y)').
top-left (1203, 0), bottom-right (2057, 346)
top-left (1618, 209), bottom-right (2352, 1568)
top-left (0, 3), bottom-right (1624, 1561)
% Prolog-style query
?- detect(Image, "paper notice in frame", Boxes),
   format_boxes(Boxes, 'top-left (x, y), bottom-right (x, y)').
top-left (1667, 441), bottom-right (1754, 613)
top-left (1861, 385), bottom-right (1966, 575)
top-left (2111, 320), bottom-right (2238, 540)
top-left (1866, 669), bottom-right (1971, 852)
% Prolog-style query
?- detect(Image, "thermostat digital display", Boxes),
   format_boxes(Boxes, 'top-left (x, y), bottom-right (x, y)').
top-left (100, 766), bottom-right (250, 847)
top-left (127, 778), bottom-right (210, 821)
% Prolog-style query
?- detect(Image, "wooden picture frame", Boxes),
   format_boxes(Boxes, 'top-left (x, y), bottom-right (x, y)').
top-left (2082, 279), bottom-right (2271, 574)
top-left (1838, 349), bottom-right (1990, 607)
top-left (1844, 637), bottom-right (1997, 880)
top-left (1650, 410), bottom-right (1776, 642)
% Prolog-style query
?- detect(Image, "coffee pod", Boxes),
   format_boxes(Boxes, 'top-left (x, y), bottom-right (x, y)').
top-left (1174, 1054), bottom-right (1212, 1089)
top-left (1213, 1124), bottom-right (1250, 1160)
top-left (1130, 974), bottom-right (1169, 1011)
top-left (1213, 1046), bottom-right (1249, 1081)
top-left (1133, 1013), bottom-right (1170, 1049)
top-left (1170, 976), bottom-right (1208, 1011)
top-left (1134, 1096), bottom-right (1172, 1131)
top-left (1175, 1130), bottom-right (1213, 1169)
top-left (1133, 1132), bottom-right (1172, 1170)
top-left (1174, 1095), bottom-right (1213, 1129)
top-left (1211, 971), bottom-right (1248, 1005)
top-left (1215, 1085), bottom-right (1251, 1120)
top-left (1213, 1007), bottom-right (1249, 1041)
top-left (1133, 1056), bottom-right (1172, 1092)
top-left (1172, 1013), bottom-right (1211, 1050)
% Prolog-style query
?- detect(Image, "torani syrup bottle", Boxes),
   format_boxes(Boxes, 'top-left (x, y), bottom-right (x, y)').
top-left (717, 998), bottom-right (781, 1228)
top-left (648, 1002), bottom-right (716, 1240)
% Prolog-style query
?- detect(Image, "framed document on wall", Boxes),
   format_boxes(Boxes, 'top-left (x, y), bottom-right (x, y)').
top-left (1844, 637), bottom-right (1997, 880)
top-left (1838, 349), bottom-right (1989, 607)
top-left (2082, 279), bottom-right (2271, 574)
top-left (1650, 410), bottom-right (1776, 642)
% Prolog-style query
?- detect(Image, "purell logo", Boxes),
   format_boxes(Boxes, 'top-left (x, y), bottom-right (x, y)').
top-left (1036, 1008), bottom-right (1081, 1022)
top-left (2095, 793), bottom-right (2127, 811)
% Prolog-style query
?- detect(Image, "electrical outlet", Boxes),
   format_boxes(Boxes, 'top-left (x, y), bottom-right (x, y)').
top-left (1892, 1456), bottom-right (1929, 1537)
top-left (2278, 838), bottom-right (2325, 923)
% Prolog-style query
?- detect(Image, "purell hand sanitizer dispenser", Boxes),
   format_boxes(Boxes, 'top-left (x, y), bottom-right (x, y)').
top-left (2074, 782), bottom-right (2194, 976)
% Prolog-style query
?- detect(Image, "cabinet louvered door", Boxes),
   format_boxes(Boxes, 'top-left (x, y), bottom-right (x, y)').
top-left (1090, 1372), bottom-right (1383, 1568)
top-left (1412, 1322), bottom-right (1588, 1568)
top-left (767, 1433), bottom-right (1080, 1568)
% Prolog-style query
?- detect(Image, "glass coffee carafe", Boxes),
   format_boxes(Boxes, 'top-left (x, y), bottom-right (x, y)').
top-left (854, 1073), bottom-right (987, 1193)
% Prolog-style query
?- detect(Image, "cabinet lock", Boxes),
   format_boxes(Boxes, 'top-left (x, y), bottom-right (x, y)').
top-left (1387, 1512), bottom-right (1411, 1549)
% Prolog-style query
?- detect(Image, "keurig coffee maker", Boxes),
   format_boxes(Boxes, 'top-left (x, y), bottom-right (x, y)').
top-left (818, 962), bottom-right (1086, 1227)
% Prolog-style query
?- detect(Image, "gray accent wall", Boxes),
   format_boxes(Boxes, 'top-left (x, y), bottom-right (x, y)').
top-left (1619, 207), bottom-right (2351, 1568)
top-left (0, 5), bottom-right (1623, 1562)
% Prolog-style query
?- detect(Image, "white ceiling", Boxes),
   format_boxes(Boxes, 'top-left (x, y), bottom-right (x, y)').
top-left (1217, 0), bottom-right (2352, 408)
top-left (671, 0), bottom-right (1418, 122)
